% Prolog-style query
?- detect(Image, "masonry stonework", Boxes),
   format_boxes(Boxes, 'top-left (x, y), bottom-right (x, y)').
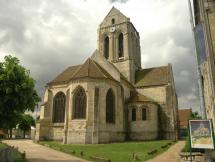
top-left (36, 7), bottom-right (178, 143)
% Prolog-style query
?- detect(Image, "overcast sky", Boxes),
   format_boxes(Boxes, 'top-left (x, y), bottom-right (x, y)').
top-left (0, 0), bottom-right (200, 112)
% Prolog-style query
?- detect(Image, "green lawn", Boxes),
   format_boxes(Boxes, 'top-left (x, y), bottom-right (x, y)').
top-left (0, 142), bottom-right (26, 162)
top-left (40, 140), bottom-right (174, 162)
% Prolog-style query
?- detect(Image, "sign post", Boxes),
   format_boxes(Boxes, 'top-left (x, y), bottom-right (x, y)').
top-left (188, 119), bottom-right (215, 161)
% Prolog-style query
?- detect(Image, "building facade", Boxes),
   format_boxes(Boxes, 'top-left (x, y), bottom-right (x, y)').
top-left (36, 7), bottom-right (178, 144)
top-left (193, 0), bottom-right (215, 125)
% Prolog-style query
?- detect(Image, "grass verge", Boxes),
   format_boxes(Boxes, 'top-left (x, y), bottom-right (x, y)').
top-left (40, 140), bottom-right (174, 162)
top-left (0, 142), bottom-right (27, 162)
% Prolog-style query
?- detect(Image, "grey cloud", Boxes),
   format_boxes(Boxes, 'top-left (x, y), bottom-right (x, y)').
top-left (0, 0), bottom-right (201, 111)
top-left (140, 11), bottom-right (200, 110)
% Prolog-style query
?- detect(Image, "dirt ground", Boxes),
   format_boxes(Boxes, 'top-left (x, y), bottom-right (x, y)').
top-left (146, 141), bottom-right (185, 162)
top-left (3, 139), bottom-right (89, 162)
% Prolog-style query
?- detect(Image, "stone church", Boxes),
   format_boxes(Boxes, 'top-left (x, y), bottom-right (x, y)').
top-left (36, 7), bottom-right (178, 144)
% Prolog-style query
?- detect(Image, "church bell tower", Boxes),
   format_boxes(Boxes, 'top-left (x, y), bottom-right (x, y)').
top-left (97, 7), bottom-right (141, 84)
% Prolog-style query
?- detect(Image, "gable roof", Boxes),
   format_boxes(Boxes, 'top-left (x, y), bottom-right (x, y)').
top-left (72, 58), bottom-right (116, 80)
top-left (105, 6), bottom-right (127, 19)
top-left (50, 65), bottom-right (81, 84)
top-left (100, 6), bottom-right (129, 28)
top-left (48, 58), bottom-right (117, 85)
top-left (135, 66), bottom-right (170, 87)
top-left (91, 50), bottom-right (121, 82)
top-left (91, 50), bottom-right (135, 89)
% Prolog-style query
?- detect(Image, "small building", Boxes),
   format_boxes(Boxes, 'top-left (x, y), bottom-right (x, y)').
top-left (178, 108), bottom-right (192, 138)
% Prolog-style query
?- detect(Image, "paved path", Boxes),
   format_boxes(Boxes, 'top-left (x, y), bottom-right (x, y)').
top-left (3, 139), bottom-right (89, 162)
top-left (146, 141), bottom-right (185, 162)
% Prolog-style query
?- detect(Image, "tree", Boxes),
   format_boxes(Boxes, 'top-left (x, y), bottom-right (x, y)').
top-left (0, 55), bottom-right (40, 138)
top-left (182, 111), bottom-right (202, 152)
top-left (188, 111), bottom-right (202, 120)
top-left (18, 114), bottom-right (35, 138)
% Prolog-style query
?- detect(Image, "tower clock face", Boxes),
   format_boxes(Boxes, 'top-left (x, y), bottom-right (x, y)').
top-left (109, 26), bottom-right (116, 33)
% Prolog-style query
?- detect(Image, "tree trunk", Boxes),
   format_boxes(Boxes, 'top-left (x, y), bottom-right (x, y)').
top-left (7, 129), bottom-right (9, 139)
top-left (9, 129), bottom-right (12, 139)
top-left (23, 131), bottom-right (25, 139)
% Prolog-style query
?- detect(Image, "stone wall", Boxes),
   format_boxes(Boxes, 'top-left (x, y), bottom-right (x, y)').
top-left (136, 84), bottom-right (178, 140)
top-left (201, 62), bottom-right (215, 125)
top-left (37, 78), bottom-right (129, 144)
top-left (207, 0), bottom-right (215, 51)
top-left (128, 103), bottom-right (158, 140)
top-left (136, 86), bottom-right (166, 103)
top-left (202, 0), bottom-right (215, 128)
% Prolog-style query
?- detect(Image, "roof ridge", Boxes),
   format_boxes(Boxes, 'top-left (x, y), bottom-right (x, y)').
top-left (89, 58), bottom-right (107, 78)
top-left (70, 62), bottom-right (84, 79)
top-left (87, 58), bottom-right (90, 77)
top-left (100, 6), bottom-right (128, 26)
top-left (93, 61), bottom-right (116, 80)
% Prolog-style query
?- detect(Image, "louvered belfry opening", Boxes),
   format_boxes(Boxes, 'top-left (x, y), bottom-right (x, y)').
top-left (118, 33), bottom-right (124, 58)
top-left (104, 36), bottom-right (109, 59)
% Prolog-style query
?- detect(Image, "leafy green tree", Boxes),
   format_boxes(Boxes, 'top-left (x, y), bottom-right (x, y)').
top-left (182, 111), bottom-right (203, 152)
top-left (188, 111), bottom-right (202, 120)
top-left (0, 55), bottom-right (40, 138)
top-left (18, 114), bottom-right (35, 138)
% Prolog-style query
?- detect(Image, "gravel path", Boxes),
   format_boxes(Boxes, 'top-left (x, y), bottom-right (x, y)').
top-left (146, 141), bottom-right (185, 162)
top-left (3, 139), bottom-right (185, 162)
top-left (3, 139), bottom-right (89, 162)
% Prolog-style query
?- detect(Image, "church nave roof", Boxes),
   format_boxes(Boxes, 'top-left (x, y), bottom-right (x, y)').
top-left (48, 58), bottom-right (117, 85)
top-left (135, 66), bottom-right (170, 87)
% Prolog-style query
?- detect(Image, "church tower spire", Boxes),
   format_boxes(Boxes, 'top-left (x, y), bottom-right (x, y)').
top-left (97, 7), bottom-right (141, 84)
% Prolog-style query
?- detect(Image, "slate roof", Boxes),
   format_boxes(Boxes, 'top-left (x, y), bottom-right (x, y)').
top-left (48, 58), bottom-right (116, 85)
top-left (50, 65), bottom-right (81, 84)
top-left (104, 6), bottom-right (127, 19)
top-left (135, 66), bottom-right (170, 87)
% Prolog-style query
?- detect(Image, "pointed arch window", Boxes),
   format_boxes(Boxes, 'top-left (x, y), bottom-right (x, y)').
top-left (118, 33), bottom-right (124, 58)
top-left (106, 89), bottom-right (115, 123)
top-left (73, 87), bottom-right (87, 119)
top-left (111, 18), bottom-right (115, 25)
top-left (104, 36), bottom-right (109, 59)
top-left (53, 92), bottom-right (66, 123)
